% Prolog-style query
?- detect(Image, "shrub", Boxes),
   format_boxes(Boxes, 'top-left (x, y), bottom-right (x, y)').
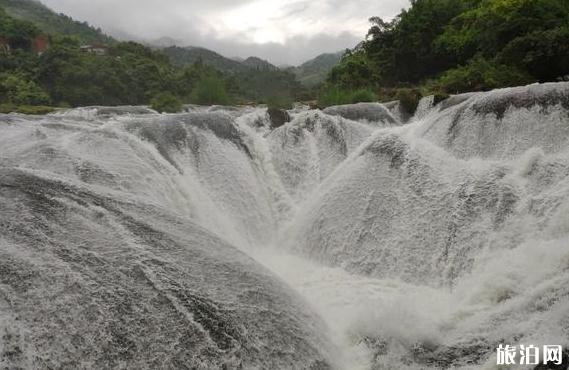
top-left (16, 105), bottom-right (55, 115)
top-left (499, 26), bottom-right (569, 82)
top-left (150, 92), bottom-right (183, 113)
top-left (190, 75), bottom-right (230, 106)
top-left (350, 89), bottom-right (377, 103)
top-left (318, 86), bottom-right (352, 107)
top-left (318, 86), bottom-right (377, 107)
top-left (395, 88), bottom-right (422, 114)
top-left (436, 56), bottom-right (534, 94)
top-left (0, 103), bottom-right (17, 113)
top-left (0, 74), bottom-right (50, 106)
top-left (0, 104), bottom-right (55, 115)
top-left (266, 94), bottom-right (293, 110)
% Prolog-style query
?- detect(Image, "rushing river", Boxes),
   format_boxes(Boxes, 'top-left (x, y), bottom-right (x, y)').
top-left (1, 82), bottom-right (568, 369)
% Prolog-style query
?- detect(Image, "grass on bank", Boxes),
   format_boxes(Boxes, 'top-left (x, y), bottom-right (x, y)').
top-left (318, 86), bottom-right (377, 108)
top-left (0, 103), bottom-right (56, 114)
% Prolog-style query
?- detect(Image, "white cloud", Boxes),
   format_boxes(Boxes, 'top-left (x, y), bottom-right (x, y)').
top-left (40, 0), bottom-right (409, 65)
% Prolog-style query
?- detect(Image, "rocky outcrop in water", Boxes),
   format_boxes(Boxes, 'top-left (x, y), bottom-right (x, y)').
top-left (267, 107), bottom-right (291, 129)
top-left (323, 102), bottom-right (399, 126)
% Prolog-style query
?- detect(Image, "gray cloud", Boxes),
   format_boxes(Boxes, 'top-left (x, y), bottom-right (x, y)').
top-left (40, 0), bottom-right (409, 65)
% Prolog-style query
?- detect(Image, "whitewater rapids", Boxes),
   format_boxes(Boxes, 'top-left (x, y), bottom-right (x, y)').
top-left (1, 83), bottom-right (568, 369)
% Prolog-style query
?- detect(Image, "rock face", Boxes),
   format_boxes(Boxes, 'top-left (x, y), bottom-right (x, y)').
top-left (267, 107), bottom-right (291, 129)
top-left (323, 102), bottom-right (399, 127)
top-left (416, 82), bottom-right (569, 159)
top-left (382, 100), bottom-right (412, 123)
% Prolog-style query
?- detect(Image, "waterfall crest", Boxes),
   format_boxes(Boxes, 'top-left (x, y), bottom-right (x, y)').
top-left (1, 82), bottom-right (568, 369)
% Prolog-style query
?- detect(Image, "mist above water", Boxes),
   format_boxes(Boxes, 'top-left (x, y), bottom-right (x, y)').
top-left (1, 83), bottom-right (568, 369)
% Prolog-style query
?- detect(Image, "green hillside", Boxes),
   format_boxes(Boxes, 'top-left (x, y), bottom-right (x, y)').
top-left (292, 52), bottom-right (343, 86)
top-left (163, 46), bottom-right (250, 74)
top-left (242, 56), bottom-right (278, 71)
top-left (0, 0), bottom-right (112, 43)
top-left (327, 0), bottom-right (569, 99)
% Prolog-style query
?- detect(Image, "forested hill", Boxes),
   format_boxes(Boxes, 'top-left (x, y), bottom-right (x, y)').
top-left (291, 51), bottom-right (343, 86)
top-left (162, 46), bottom-right (278, 73)
top-left (242, 56), bottom-right (278, 71)
top-left (328, 0), bottom-right (569, 98)
top-left (163, 46), bottom-right (251, 74)
top-left (0, 2), bottom-right (305, 113)
top-left (0, 0), bottom-right (112, 43)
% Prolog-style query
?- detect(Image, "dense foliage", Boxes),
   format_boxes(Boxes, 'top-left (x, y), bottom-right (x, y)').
top-left (328, 0), bottom-right (569, 98)
top-left (163, 46), bottom-right (304, 104)
top-left (318, 87), bottom-right (377, 107)
top-left (0, 0), bottom-right (111, 44)
top-left (191, 73), bottom-right (230, 106)
top-left (150, 92), bottom-right (183, 113)
top-left (0, 3), bottom-right (308, 113)
top-left (0, 26), bottom-right (232, 110)
top-left (289, 52), bottom-right (343, 87)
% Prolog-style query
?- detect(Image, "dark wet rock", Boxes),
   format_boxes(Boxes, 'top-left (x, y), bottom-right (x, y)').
top-left (323, 102), bottom-right (398, 126)
top-left (95, 106), bottom-right (158, 116)
top-left (126, 112), bottom-right (251, 170)
top-left (414, 95), bottom-right (436, 120)
top-left (437, 92), bottom-right (479, 112)
top-left (472, 82), bottom-right (569, 120)
top-left (209, 105), bottom-right (241, 113)
top-left (382, 100), bottom-right (412, 123)
top-left (267, 108), bottom-right (291, 129)
top-left (534, 349), bottom-right (569, 369)
top-left (417, 82), bottom-right (569, 159)
top-left (57, 106), bottom-right (158, 118)
top-left (363, 133), bottom-right (409, 169)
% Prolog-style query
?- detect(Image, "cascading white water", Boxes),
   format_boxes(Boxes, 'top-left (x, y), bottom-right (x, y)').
top-left (0, 82), bottom-right (568, 369)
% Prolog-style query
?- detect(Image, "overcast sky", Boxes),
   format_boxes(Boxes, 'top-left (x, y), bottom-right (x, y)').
top-left (41, 0), bottom-right (409, 65)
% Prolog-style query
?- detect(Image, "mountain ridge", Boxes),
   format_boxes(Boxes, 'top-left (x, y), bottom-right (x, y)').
top-left (0, 0), bottom-right (112, 43)
top-left (162, 44), bottom-right (342, 84)
top-left (290, 51), bottom-right (344, 86)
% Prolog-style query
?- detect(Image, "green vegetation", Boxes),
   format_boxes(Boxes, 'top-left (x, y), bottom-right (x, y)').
top-left (0, 73), bottom-right (50, 105)
top-left (266, 94), bottom-right (293, 110)
top-left (326, 0), bottom-right (569, 107)
top-left (164, 46), bottom-right (250, 74)
top-left (150, 92), bottom-right (183, 113)
top-left (162, 46), bottom-right (304, 104)
top-left (0, 0), bottom-right (312, 114)
top-left (318, 87), bottom-right (377, 107)
top-left (191, 74), bottom-right (230, 106)
top-left (290, 52), bottom-right (343, 87)
top-left (0, 0), bottom-right (112, 44)
top-left (0, 103), bottom-right (55, 114)
top-left (430, 56), bottom-right (533, 94)
top-left (0, 3), bottom-right (298, 113)
top-left (4, 0), bottom-right (567, 114)
top-left (395, 88), bottom-right (422, 114)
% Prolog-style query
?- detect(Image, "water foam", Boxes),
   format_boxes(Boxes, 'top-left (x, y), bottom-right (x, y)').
top-left (1, 82), bottom-right (568, 369)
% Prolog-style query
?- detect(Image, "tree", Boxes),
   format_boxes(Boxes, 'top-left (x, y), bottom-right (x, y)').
top-left (150, 92), bottom-right (182, 113)
top-left (0, 73), bottom-right (50, 105)
top-left (326, 0), bottom-right (568, 95)
top-left (190, 74), bottom-right (230, 105)
top-left (435, 56), bottom-right (533, 93)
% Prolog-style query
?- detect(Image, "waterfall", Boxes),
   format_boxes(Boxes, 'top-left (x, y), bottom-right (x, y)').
top-left (1, 82), bottom-right (568, 369)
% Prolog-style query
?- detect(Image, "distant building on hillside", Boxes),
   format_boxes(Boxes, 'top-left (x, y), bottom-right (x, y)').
top-left (32, 34), bottom-right (50, 55)
top-left (80, 43), bottom-right (108, 55)
top-left (0, 37), bottom-right (10, 53)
